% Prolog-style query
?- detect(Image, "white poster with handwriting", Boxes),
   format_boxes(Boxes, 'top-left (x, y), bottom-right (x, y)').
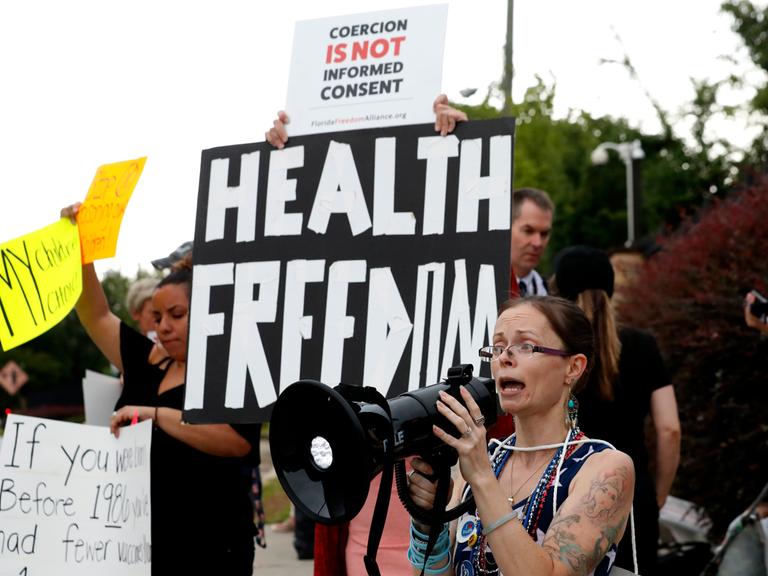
top-left (285, 4), bottom-right (448, 135)
top-left (0, 415), bottom-right (151, 575)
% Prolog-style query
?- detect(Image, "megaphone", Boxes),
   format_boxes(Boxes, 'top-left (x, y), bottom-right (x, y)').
top-left (269, 364), bottom-right (499, 525)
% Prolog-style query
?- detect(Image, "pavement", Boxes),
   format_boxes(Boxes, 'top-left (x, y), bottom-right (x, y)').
top-left (253, 438), bottom-right (314, 576)
top-left (252, 528), bottom-right (314, 575)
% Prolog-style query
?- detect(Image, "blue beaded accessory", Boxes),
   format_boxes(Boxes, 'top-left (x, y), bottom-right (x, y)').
top-left (567, 394), bottom-right (579, 430)
top-left (408, 521), bottom-right (451, 574)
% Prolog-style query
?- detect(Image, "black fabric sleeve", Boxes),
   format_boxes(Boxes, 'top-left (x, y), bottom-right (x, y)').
top-left (119, 322), bottom-right (154, 376)
top-left (637, 329), bottom-right (670, 393)
top-left (115, 322), bottom-right (156, 408)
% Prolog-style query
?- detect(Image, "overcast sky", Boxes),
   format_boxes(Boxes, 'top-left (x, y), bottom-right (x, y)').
top-left (1, 0), bottom-right (761, 276)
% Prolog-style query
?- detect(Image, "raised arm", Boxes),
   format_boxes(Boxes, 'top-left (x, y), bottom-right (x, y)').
top-left (62, 203), bottom-right (123, 370)
top-left (650, 385), bottom-right (681, 508)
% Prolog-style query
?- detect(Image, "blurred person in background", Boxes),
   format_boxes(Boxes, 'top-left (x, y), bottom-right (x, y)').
top-left (126, 277), bottom-right (159, 338)
top-left (552, 245), bottom-right (681, 572)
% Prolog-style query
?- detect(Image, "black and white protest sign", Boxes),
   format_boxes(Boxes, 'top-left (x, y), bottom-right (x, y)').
top-left (0, 415), bottom-right (151, 575)
top-left (184, 119), bottom-right (515, 423)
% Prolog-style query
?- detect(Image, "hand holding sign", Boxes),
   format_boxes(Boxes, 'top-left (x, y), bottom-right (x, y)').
top-left (433, 94), bottom-right (468, 136)
top-left (265, 111), bottom-right (291, 149)
top-left (77, 157), bottom-right (146, 264)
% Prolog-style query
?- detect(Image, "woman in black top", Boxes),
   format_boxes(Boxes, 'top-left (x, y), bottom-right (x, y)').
top-left (552, 245), bottom-right (681, 573)
top-left (64, 203), bottom-right (256, 575)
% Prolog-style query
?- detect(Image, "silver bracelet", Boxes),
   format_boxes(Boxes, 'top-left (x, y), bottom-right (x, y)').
top-left (482, 510), bottom-right (518, 536)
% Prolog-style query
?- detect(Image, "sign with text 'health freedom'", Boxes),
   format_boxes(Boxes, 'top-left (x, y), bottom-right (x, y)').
top-left (183, 119), bottom-right (515, 423)
top-left (0, 415), bottom-right (151, 575)
top-left (285, 5), bottom-right (448, 135)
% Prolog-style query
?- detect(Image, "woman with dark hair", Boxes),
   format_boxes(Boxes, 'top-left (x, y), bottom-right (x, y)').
top-left (62, 203), bottom-right (258, 576)
top-left (552, 245), bottom-right (681, 573)
top-left (407, 296), bottom-right (635, 576)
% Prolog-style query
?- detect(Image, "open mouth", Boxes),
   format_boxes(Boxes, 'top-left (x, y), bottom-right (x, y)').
top-left (499, 379), bottom-right (525, 392)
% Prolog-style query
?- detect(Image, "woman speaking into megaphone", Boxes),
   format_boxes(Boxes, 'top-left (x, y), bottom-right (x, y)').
top-left (407, 296), bottom-right (636, 576)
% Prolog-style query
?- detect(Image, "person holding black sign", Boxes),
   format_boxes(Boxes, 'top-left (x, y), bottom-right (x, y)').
top-left (407, 296), bottom-right (635, 576)
top-left (62, 203), bottom-right (258, 576)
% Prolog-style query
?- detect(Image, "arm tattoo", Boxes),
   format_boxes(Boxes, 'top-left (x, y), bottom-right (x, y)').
top-left (544, 513), bottom-right (628, 575)
top-left (542, 464), bottom-right (631, 574)
top-left (542, 514), bottom-right (590, 575)
top-left (581, 465), bottom-right (630, 521)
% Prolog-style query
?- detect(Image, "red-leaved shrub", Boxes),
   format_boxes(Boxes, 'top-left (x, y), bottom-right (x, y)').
top-left (618, 178), bottom-right (768, 537)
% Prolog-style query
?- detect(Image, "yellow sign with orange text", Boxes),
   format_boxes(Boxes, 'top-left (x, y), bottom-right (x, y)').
top-left (0, 218), bottom-right (82, 351)
top-left (77, 157), bottom-right (146, 263)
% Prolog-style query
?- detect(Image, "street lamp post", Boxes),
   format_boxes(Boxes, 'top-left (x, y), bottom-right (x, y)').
top-left (591, 140), bottom-right (645, 247)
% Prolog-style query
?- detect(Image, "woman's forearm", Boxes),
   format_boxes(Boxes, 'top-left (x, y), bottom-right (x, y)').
top-left (156, 407), bottom-right (251, 457)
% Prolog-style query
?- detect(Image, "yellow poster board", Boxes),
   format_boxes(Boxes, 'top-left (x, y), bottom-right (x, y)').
top-left (0, 218), bottom-right (82, 351)
top-left (77, 157), bottom-right (146, 264)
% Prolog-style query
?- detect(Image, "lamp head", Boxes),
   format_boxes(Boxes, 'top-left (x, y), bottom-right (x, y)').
top-left (630, 140), bottom-right (646, 160)
top-left (591, 147), bottom-right (609, 165)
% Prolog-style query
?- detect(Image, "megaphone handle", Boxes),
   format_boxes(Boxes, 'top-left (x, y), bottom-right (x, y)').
top-left (395, 460), bottom-right (476, 526)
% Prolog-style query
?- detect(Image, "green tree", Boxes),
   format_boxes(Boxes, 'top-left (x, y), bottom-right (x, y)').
top-left (722, 0), bottom-right (768, 165)
top-left (449, 77), bottom-right (730, 271)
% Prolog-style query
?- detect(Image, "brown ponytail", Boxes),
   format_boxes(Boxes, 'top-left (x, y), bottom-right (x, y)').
top-left (575, 289), bottom-right (621, 400)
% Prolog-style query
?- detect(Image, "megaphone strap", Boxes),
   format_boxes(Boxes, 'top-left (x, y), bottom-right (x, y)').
top-left (350, 385), bottom-right (394, 576)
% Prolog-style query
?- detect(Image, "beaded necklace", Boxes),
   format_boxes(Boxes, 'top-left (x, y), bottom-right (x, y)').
top-left (521, 428), bottom-right (584, 537)
top-left (467, 427), bottom-right (585, 574)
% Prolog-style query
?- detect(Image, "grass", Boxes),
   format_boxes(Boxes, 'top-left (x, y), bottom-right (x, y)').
top-left (261, 476), bottom-right (292, 524)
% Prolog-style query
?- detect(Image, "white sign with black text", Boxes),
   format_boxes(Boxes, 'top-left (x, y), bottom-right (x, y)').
top-left (0, 415), bottom-right (152, 575)
top-left (286, 5), bottom-right (448, 135)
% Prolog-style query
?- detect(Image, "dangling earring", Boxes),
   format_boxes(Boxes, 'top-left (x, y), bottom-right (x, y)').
top-left (566, 393), bottom-right (579, 431)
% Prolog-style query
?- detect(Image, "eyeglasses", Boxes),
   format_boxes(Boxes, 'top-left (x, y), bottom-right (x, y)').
top-left (478, 343), bottom-right (571, 362)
